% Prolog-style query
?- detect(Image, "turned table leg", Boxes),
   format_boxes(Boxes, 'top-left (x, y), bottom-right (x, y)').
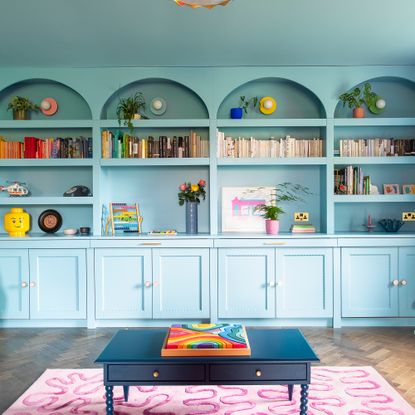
top-left (300, 384), bottom-right (309, 415)
top-left (105, 385), bottom-right (114, 415)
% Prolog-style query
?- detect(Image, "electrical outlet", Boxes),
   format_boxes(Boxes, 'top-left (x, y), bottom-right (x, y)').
top-left (294, 212), bottom-right (309, 222)
top-left (402, 212), bottom-right (415, 221)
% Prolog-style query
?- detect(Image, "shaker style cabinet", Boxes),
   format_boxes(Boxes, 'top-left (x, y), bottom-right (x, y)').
top-left (341, 247), bottom-right (415, 317)
top-left (94, 248), bottom-right (210, 320)
top-left (0, 248), bottom-right (86, 320)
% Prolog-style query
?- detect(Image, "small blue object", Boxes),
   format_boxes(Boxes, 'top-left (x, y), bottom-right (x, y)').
top-left (378, 219), bottom-right (404, 232)
top-left (230, 108), bottom-right (243, 119)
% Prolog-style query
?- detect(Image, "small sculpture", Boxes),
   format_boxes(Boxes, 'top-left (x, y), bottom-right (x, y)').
top-left (0, 181), bottom-right (30, 197)
top-left (4, 208), bottom-right (30, 237)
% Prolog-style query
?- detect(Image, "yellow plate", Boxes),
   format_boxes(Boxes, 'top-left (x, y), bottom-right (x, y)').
top-left (259, 96), bottom-right (277, 114)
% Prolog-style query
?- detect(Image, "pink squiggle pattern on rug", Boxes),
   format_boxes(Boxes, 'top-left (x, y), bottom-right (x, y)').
top-left (4, 367), bottom-right (415, 415)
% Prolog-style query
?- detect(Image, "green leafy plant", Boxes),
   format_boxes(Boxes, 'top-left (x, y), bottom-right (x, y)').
top-left (362, 82), bottom-right (377, 108)
top-left (7, 96), bottom-right (39, 112)
top-left (116, 92), bottom-right (147, 133)
top-left (339, 82), bottom-right (376, 110)
top-left (254, 183), bottom-right (310, 221)
top-left (239, 96), bottom-right (259, 115)
top-left (178, 179), bottom-right (207, 205)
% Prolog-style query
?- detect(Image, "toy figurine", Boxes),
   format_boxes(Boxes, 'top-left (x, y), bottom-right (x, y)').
top-left (4, 208), bottom-right (30, 237)
top-left (0, 181), bottom-right (30, 197)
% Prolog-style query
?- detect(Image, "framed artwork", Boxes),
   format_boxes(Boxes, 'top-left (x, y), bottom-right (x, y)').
top-left (402, 184), bottom-right (415, 194)
top-left (383, 184), bottom-right (400, 195)
top-left (222, 186), bottom-right (275, 232)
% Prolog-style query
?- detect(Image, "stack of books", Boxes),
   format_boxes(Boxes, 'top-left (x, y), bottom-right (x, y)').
top-left (290, 224), bottom-right (316, 233)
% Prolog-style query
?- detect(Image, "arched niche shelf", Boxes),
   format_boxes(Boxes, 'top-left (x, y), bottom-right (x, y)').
top-left (101, 78), bottom-right (209, 120)
top-left (0, 79), bottom-right (92, 120)
top-left (334, 77), bottom-right (415, 118)
top-left (217, 78), bottom-right (326, 119)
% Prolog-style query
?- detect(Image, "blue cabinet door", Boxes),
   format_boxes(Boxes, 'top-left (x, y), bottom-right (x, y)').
top-left (218, 248), bottom-right (275, 319)
top-left (95, 249), bottom-right (152, 319)
top-left (341, 247), bottom-right (399, 317)
top-left (276, 248), bottom-right (333, 318)
top-left (152, 248), bottom-right (209, 319)
top-left (398, 247), bottom-right (415, 317)
top-left (29, 249), bottom-right (87, 319)
top-left (0, 249), bottom-right (29, 319)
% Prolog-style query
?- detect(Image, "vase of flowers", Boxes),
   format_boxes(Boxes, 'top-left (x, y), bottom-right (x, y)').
top-left (178, 179), bottom-right (206, 234)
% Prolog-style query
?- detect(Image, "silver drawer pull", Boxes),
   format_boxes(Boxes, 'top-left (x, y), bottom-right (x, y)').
top-left (153, 370), bottom-right (159, 378)
top-left (255, 370), bottom-right (262, 377)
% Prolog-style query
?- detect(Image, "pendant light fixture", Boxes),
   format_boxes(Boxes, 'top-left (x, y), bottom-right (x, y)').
top-left (174, 0), bottom-right (231, 9)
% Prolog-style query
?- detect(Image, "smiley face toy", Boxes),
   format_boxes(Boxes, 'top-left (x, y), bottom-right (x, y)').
top-left (4, 208), bottom-right (30, 237)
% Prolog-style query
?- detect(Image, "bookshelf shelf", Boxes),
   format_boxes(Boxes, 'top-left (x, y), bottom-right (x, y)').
top-left (0, 159), bottom-right (94, 167)
top-left (0, 197), bottom-right (94, 205)
top-left (0, 120), bottom-right (93, 129)
top-left (333, 194), bottom-right (415, 203)
top-left (217, 157), bottom-right (327, 166)
top-left (100, 157), bottom-right (210, 167)
top-left (334, 156), bottom-right (415, 165)
top-left (334, 117), bottom-right (415, 127)
top-left (100, 119), bottom-right (209, 128)
top-left (217, 119), bottom-right (327, 128)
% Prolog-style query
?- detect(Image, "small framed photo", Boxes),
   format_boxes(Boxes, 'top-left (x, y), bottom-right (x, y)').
top-left (402, 184), bottom-right (415, 194)
top-left (383, 184), bottom-right (400, 195)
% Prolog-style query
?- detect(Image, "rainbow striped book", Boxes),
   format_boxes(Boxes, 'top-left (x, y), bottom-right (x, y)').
top-left (161, 323), bottom-right (251, 356)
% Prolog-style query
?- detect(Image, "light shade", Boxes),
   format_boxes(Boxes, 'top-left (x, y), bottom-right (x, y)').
top-left (174, 0), bottom-right (231, 9)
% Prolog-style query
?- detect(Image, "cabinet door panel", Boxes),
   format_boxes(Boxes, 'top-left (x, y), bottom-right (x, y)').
top-left (0, 249), bottom-right (29, 319)
top-left (276, 248), bottom-right (333, 318)
top-left (218, 248), bottom-right (275, 318)
top-left (341, 248), bottom-right (398, 317)
top-left (398, 247), bottom-right (415, 317)
top-left (153, 249), bottom-right (209, 319)
top-left (29, 249), bottom-right (86, 319)
top-left (95, 249), bottom-right (152, 319)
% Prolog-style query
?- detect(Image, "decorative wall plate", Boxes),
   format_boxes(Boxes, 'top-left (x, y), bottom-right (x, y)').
top-left (368, 96), bottom-right (386, 114)
top-left (150, 97), bottom-right (167, 115)
top-left (259, 96), bottom-right (277, 115)
top-left (38, 209), bottom-right (62, 233)
top-left (40, 97), bottom-right (58, 116)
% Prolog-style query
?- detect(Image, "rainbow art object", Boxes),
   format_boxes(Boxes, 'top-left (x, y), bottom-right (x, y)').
top-left (161, 324), bottom-right (251, 356)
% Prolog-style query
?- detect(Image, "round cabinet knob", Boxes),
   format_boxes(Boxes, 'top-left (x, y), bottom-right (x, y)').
top-left (153, 281), bottom-right (159, 287)
top-left (268, 281), bottom-right (276, 287)
top-left (29, 281), bottom-right (36, 288)
top-left (255, 370), bottom-right (262, 377)
top-left (400, 279), bottom-right (408, 286)
top-left (392, 279), bottom-right (399, 286)
top-left (153, 370), bottom-right (159, 378)
top-left (21, 281), bottom-right (28, 288)
top-left (145, 281), bottom-right (152, 288)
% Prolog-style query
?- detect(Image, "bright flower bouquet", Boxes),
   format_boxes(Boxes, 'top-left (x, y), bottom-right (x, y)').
top-left (178, 179), bottom-right (207, 205)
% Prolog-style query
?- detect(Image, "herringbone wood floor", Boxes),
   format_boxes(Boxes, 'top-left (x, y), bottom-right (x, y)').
top-left (1, 327), bottom-right (414, 413)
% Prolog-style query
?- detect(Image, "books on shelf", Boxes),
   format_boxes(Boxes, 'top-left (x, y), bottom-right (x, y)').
top-left (101, 130), bottom-right (209, 159)
top-left (0, 136), bottom-right (92, 159)
top-left (290, 224), bottom-right (316, 233)
top-left (334, 166), bottom-right (371, 195)
top-left (338, 138), bottom-right (415, 157)
top-left (217, 131), bottom-right (323, 158)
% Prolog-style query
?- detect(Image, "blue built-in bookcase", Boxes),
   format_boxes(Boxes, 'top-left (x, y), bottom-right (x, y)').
top-left (0, 67), bottom-right (414, 329)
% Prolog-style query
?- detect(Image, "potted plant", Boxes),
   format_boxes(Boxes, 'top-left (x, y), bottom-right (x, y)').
top-left (230, 96), bottom-right (259, 119)
top-left (116, 92), bottom-right (147, 134)
top-left (178, 179), bottom-right (207, 234)
top-left (339, 87), bottom-right (365, 118)
top-left (254, 183), bottom-right (310, 235)
top-left (7, 96), bottom-right (40, 120)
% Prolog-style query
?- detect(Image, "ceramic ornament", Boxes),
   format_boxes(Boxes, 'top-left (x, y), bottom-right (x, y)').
top-left (376, 98), bottom-right (386, 109)
top-left (150, 97), bottom-right (167, 115)
top-left (40, 97), bottom-right (58, 116)
top-left (259, 96), bottom-right (277, 115)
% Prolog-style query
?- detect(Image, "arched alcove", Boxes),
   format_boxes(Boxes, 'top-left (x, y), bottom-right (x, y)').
top-left (217, 77), bottom-right (326, 119)
top-left (0, 79), bottom-right (92, 120)
top-left (101, 78), bottom-right (209, 120)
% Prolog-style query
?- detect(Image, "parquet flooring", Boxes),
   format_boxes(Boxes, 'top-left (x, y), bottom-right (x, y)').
top-left (0, 327), bottom-right (414, 413)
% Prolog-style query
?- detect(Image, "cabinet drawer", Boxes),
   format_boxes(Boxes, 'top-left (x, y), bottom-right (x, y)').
top-left (209, 363), bottom-right (307, 382)
top-left (107, 364), bottom-right (206, 382)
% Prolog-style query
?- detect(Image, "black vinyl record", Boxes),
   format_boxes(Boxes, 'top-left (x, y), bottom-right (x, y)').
top-left (38, 209), bottom-right (62, 233)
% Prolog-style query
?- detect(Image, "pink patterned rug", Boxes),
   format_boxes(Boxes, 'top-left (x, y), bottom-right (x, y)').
top-left (4, 367), bottom-right (415, 415)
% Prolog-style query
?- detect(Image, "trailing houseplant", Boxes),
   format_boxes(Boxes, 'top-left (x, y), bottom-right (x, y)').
top-left (116, 92), bottom-right (147, 133)
top-left (339, 82), bottom-right (380, 118)
top-left (230, 96), bottom-right (259, 119)
top-left (7, 96), bottom-right (40, 120)
top-left (254, 183), bottom-right (310, 235)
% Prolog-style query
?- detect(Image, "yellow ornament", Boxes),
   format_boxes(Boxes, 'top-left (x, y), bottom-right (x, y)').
top-left (259, 96), bottom-right (277, 115)
top-left (4, 207), bottom-right (30, 237)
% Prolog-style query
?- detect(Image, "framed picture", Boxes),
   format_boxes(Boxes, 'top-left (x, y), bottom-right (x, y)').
top-left (222, 186), bottom-right (275, 232)
top-left (383, 184), bottom-right (400, 195)
top-left (402, 184), bottom-right (415, 194)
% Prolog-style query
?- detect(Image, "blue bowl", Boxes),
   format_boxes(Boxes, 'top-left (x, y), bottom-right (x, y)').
top-left (378, 219), bottom-right (405, 232)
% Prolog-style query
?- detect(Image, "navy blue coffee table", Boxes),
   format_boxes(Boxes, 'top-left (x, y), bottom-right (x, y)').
top-left (95, 327), bottom-right (319, 415)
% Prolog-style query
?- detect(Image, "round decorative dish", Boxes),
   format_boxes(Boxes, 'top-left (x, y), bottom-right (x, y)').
top-left (38, 209), bottom-right (62, 233)
top-left (63, 228), bottom-right (78, 235)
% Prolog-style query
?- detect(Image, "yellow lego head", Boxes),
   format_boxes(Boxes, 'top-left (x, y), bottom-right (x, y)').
top-left (4, 208), bottom-right (30, 237)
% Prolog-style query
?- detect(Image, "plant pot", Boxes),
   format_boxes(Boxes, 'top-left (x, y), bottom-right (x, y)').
top-left (185, 201), bottom-right (198, 234)
top-left (230, 108), bottom-right (243, 119)
top-left (353, 107), bottom-right (365, 118)
top-left (13, 109), bottom-right (29, 120)
top-left (265, 219), bottom-right (279, 235)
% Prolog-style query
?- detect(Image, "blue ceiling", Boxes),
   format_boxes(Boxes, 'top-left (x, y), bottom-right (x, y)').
top-left (1, 0), bottom-right (415, 67)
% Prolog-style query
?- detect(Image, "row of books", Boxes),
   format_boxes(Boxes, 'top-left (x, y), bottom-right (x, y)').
top-left (334, 166), bottom-right (371, 195)
top-left (101, 130), bottom-right (209, 159)
top-left (338, 138), bottom-right (415, 157)
top-left (217, 131), bottom-right (323, 158)
top-left (0, 136), bottom-right (92, 159)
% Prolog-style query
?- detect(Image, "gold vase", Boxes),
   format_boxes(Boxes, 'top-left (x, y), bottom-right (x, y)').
top-left (13, 109), bottom-right (29, 120)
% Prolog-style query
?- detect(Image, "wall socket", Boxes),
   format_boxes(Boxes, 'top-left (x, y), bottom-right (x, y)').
top-left (294, 212), bottom-right (309, 222)
top-left (402, 212), bottom-right (415, 221)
